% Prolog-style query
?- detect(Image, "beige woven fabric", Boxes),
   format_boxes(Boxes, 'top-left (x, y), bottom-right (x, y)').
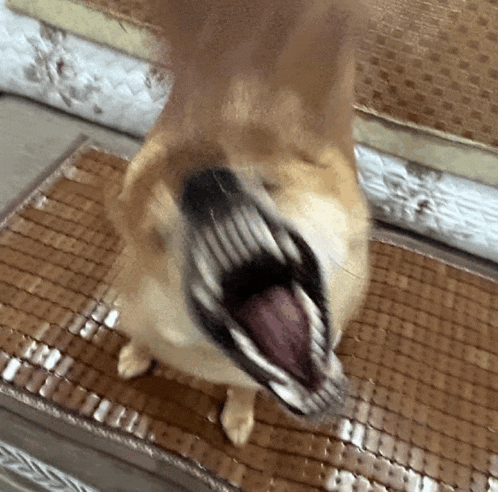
top-left (356, 0), bottom-right (498, 147)
top-left (0, 148), bottom-right (497, 491)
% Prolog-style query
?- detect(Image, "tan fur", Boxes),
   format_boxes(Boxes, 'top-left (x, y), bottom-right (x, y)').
top-left (109, 0), bottom-right (370, 446)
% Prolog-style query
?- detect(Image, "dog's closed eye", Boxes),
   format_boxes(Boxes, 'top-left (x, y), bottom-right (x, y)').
top-left (261, 179), bottom-right (282, 195)
top-left (150, 225), bottom-right (170, 252)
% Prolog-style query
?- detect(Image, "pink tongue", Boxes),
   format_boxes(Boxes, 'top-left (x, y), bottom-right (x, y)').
top-left (232, 285), bottom-right (312, 383)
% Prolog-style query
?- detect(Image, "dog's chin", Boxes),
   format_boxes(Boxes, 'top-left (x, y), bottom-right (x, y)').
top-left (182, 191), bottom-right (347, 418)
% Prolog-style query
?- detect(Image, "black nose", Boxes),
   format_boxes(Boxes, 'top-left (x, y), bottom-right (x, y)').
top-left (180, 168), bottom-right (245, 227)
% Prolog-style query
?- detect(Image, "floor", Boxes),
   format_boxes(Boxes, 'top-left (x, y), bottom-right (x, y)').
top-left (0, 94), bottom-right (141, 213)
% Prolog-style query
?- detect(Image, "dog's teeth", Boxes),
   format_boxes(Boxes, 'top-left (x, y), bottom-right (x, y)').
top-left (269, 380), bottom-right (292, 401)
top-left (256, 223), bottom-right (286, 263)
top-left (241, 206), bottom-right (285, 263)
top-left (192, 283), bottom-right (217, 312)
top-left (224, 218), bottom-right (252, 262)
top-left (230, 327), bottom-right (287, 383)
top-left (312, 322), bottom-right (326, 347)
top-left (318, 388), bottom-right (331, 403)
top-left (233, 208), bottom-right (263, 256)
top-left (203, 228), bottom-right (233, 271)
top-left (239, 206), bottom-right (268, 254)
top-left (269, 380), bottom-right (306, 412)
top-left (323, 380), bottom-right (341, 400)
top-left (312, 322), bottom-right (328, 367)
top-left (311, 339), bottom-right (326, 364)
top-left (277, 232), bottom-right (301, 264)
top-left (312, 392), bottom-right (326, 407)
top-left (192, 247), bottom-right (223, 299)
top-left (295, 285), bottom-right (325, 337)
top-left (305, 394), bottom-right (322, 413)
top-left (312, 335), bottom-right (325, 354)
top-left (294, 284), bottom-right (328, 361)
top-left (295, 285), bottom-right (321, 320)
top-left (213, 221), bottom-right (244, 267)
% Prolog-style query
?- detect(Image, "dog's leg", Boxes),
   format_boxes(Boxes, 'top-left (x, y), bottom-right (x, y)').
top-left (220, 386), bottom-right (257, 447)
top-left (118, 342), bottom-right (154, 379)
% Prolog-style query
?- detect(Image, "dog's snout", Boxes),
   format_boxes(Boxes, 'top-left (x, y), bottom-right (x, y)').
top-left (181, 168), bottom-right (292, 270)
top-left (180, 167), bottom-right (244, 226)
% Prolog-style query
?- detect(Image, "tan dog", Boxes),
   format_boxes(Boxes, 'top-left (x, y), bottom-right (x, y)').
top-left (109, 0), bottom-right (370, 447)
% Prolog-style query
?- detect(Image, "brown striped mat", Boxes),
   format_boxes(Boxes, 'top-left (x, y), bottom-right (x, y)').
top-left (0, 147), bottom-right (497, 491)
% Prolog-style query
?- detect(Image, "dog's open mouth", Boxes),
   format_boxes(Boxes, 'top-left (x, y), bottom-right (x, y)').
top-left (181, 168), bottom-right (346, 416)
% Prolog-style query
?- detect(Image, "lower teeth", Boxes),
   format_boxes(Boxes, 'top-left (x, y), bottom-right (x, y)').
top-left (230, 325), bottom-right (288, 383)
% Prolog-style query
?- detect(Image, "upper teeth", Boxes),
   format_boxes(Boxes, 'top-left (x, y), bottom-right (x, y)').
top-left (191, 283), bottom-right (217, 312)
top-left (232, 207), bottom-right (264, 256)
top-left (192, 241), bottom-right (223, 299)
top-left (195, 205), bottom-right (299, 292)
top-left (224, 217), bottom-right (253, 262)
top-left (203, 228), bottom-right (233, 271)
top-left (212, 219), bottom-right (245, 268)
top-left (276, 231), bottom-right (301, 264)
top-left (240, 206), bottom-right (286, 263)
top-left (197, 205), bottom-right (304, 280)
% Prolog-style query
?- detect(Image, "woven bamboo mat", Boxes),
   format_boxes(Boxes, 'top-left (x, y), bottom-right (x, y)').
top-left (0, 147), bottom-right (497, 491)
top-left (356, 0), bottom-right (498, 148)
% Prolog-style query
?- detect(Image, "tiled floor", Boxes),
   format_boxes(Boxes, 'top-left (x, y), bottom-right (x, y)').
top-left (0, 94), bottom-right (141, 213)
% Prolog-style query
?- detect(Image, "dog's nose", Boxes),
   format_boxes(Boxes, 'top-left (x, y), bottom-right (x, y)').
top-left (180, 168), bottom-right (244, 227)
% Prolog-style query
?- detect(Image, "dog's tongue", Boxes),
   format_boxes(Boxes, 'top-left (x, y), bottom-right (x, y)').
top-left (232, 285), bottom-right (312, 383)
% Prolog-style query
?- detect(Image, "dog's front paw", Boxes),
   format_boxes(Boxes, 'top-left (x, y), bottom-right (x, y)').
top-left (221, 410), bottom-right (254, 447)
top-left (118, 343), bottom-right (153, 379)
top-left (220, 387), bottom-right (257, 447)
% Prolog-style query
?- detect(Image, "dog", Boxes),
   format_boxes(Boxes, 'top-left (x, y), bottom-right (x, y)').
top-left (108, 0), bottom-right (370, 447)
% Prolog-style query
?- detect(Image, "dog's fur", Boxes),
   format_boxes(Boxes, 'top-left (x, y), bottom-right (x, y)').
top-left (109, 0), bottom-right (370, 446)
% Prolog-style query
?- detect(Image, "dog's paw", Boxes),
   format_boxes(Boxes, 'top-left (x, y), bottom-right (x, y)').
top-left (118, 343), bottom-right (153, 379)
top-left (220, 387), bottom-right (257, 447)
top-left (221, 410), bottom-right (254, 447)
